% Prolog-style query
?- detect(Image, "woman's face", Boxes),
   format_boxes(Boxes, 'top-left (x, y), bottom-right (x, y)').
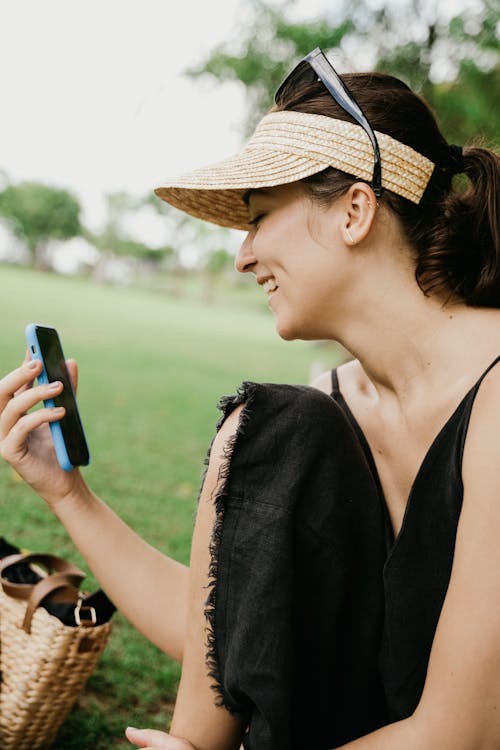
top-left (236, 182), bottom-right (353, 341)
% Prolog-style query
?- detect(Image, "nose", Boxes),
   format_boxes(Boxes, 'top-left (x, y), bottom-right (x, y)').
top-left (235, 232), bottom-right (257, 274)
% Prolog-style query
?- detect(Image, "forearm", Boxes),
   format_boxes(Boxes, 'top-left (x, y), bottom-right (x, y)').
top-left (335, 715), bottom-right (423, 750)
top-left (52, 474), bottom-right (189, 662)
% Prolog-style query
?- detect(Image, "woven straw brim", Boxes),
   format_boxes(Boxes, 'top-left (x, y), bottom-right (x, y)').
top-left (155, 111), bottom-right (435, 231)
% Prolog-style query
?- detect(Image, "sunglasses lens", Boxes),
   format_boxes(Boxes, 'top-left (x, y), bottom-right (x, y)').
top-left (274, 60), bottom-right (319, 105)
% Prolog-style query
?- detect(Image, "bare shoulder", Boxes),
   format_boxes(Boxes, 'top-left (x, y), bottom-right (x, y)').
top-left (462, 358), bottom-right (500, 485)
top-left (467, 355), bottom-right (500, 411)
top-left (310, 369), bottom-right (333, 395)
top-left (310, 358), bottom-right (360, 396)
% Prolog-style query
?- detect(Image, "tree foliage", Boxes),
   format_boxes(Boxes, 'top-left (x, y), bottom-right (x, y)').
top-left (187, 0), bottom-right (499, 146)
top-left (187, 1), bottom-right (353, 134)
top-left (87, 191), bottom-right (175, 267)
top-left (203, 247), bottom-right (235, 276)
top-left (0, 181), bottom-right (81, 267)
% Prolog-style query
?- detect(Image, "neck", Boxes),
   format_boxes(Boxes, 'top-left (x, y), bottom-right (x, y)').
top-left (331, 262), bottom-right (498, 404)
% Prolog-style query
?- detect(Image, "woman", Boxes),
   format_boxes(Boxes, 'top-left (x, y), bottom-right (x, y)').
top-left (1, 49), bottom-right (499, 749)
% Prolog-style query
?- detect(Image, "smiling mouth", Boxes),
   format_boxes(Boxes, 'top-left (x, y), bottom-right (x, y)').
top-left (262, 279), bottom-right (279, 295)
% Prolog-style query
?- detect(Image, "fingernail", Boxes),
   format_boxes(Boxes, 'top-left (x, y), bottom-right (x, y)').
top-left (126, 727), bottom-right (143, 737)
top-left (27, 360), bottom-right (38, 369)
top-left (48, 381), bottom-right (62, 391)
top-left (53, 407), bottom-right (65, 415)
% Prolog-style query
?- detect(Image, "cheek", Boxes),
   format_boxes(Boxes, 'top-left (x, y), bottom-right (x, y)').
top-left (254, 205), bottom-right (311, 260)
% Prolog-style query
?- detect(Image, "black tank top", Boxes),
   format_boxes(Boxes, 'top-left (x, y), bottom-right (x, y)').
top-left (207, 359), bottom-right (500, 749)
top-left (330, 355), bottom-right (500, 721)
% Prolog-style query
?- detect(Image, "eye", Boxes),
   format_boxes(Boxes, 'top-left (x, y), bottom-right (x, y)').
top-left (249, 213), bottom-right (266, 228)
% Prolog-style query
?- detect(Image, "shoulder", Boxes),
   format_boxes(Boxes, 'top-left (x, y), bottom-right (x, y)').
top-left (462, 358), bottom-right (500, 486)
top-left (310, 369), bottom-right (333, 395)
top-left (217, 380), bottom-right (338, 431)
top-left (310, 358), bottom-right (364, 398)
top-left (208, 380), bottom-right (361, 494)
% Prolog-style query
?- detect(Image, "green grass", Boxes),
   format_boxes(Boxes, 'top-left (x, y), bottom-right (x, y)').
top-left (0, 264), bottom-right (341, 748)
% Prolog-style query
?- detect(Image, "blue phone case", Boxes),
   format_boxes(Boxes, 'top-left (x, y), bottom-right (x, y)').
top-left (25, 323), bottom-right (90, 472)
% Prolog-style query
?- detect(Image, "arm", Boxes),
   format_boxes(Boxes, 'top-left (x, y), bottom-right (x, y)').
top-left (0, 359), bottom-right (188, 662)
top-left (168, 405), bottom-right (247, 750)
top-left (335, 366), bottom-right (500, 750)
top-left (53, 481), bottom-right (189, 662)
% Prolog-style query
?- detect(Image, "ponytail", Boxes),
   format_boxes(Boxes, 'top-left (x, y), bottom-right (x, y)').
top-left (460, 147), bottom-right (500, 301)
top-left (412, 146), bottom-right (500, 307)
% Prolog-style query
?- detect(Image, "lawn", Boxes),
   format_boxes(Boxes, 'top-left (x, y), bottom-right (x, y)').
top-left (0, 264), bottom-right (341, 748)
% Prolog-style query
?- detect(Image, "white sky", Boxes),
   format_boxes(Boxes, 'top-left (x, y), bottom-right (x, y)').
top-left (0, 0), bottom-right (477, 244)
top-left (0, 0), bottom-right (252, 234)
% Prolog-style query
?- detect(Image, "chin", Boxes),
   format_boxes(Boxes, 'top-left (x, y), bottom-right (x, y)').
top-left (278, 330), bottom-right (297, 342)
top-left (275, 318), bottom-right (296, 341)
top-left (275, 317), bottom-right (312, 341)
top-left (276, 318), bottom-right (327, 342)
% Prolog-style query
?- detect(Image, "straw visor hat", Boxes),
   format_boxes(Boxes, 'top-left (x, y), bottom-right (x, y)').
top-left (155, 110), bottom-right (435, 231)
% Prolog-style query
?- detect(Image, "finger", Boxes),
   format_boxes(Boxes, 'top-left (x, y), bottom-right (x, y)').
top-left (14, 350), bottom-right (37, 397)
top-left (0, 360), bottom-right (42, 413)
top-left (0, 407), bottom-right (64, 463)
top-left (125, 726), bottom-right (150, 748)
top-left (66, 359), bottom-right (78, 394)
top-left (18, 348), bottom-right (36, 393)
top-left (0, 381), bottom-right (63, 439)
top-left (125, 727), bottom-right (171, 748)
top-left (14, 380), bottom-right (33, 398)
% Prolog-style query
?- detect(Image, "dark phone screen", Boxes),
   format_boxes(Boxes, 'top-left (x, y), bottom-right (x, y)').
top-left (35, 326), bottom-right (90, 466)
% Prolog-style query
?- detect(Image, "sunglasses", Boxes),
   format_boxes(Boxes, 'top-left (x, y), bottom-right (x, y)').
top-left (275, 47), bottom-right (382, 197)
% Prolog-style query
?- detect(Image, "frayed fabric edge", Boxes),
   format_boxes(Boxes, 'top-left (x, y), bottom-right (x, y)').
top-left (203, 381), bottom-right (258, 715)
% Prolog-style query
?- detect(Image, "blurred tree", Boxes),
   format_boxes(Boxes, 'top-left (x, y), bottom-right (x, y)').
top-left (142, 190), bottom-right (235, 271)
top-left (201, 247), bottom-right (236, 303)
top-left (88, 191), bottom-right (176, 271)
top-left (99, 191), bottom-right (142, 250)
top-left (187, 0), bottom-right (499, 146)
top-left (204, 248), bottom-right (235, 276)
top-left (372, 0), bottom-right (499, 144)
top-left (0, 181), bottom-right (81, 268)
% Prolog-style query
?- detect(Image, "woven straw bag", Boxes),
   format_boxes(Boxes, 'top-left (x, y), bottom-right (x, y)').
top-left (0, 553), bottom-right (112, 750)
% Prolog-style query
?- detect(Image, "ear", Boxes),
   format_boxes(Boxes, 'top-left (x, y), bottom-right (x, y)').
top-left (341, 183), bottom-right (377, 246)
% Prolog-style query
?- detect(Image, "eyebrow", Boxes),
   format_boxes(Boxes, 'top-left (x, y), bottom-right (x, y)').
top-left (242, 188), bottom-right (272, 206)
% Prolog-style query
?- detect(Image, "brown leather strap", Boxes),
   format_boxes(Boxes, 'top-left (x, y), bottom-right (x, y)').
top-left (22, 574), bottom-right (81, 634)
top-left (0, 552), bottom-right (86, 633)
top-left (0, 553), bottom-right (85, 600)
top-left (0, 552), bottom-right (85, 578)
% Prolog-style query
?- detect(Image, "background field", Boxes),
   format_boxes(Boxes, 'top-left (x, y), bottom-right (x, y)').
top-left (0, 264), bottom-right (341, 748)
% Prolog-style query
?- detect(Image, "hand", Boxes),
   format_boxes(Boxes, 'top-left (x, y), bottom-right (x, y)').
top-left (125, 726), bottom-right (197, 750)
top-left (0, 355), bottom-right (83, 507)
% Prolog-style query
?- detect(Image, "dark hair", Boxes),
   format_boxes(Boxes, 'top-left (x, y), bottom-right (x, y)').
top-left (273, 71), bottom-right (500, 307)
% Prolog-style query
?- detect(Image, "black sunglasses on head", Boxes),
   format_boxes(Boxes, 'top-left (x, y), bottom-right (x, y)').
top-left (275, 47), bottom-right (382, 197)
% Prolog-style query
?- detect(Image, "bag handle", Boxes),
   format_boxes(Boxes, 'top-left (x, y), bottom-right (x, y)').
top-left (0, 553), bottom-right (87, 633)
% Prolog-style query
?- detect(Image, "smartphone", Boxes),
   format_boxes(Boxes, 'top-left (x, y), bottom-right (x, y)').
top-left (25, 324), bottom-right (90, 471)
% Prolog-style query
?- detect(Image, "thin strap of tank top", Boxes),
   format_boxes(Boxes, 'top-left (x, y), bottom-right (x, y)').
top-left (468, 354), bottom-right (500, 392)
top-left (331, 368), bottom-right (340, 395)
top-left (457, 354), bottom-right (500, 457)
